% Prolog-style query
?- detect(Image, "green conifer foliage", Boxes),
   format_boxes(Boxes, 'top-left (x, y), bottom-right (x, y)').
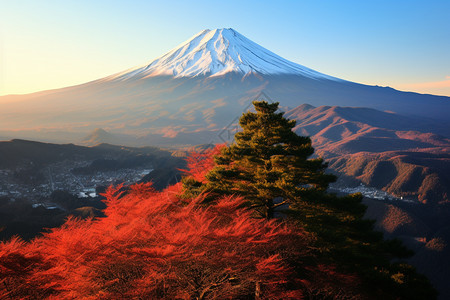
top-left (181, 100), bottom-right (437, 299)
top-left (183, 100), bottom-right (336, 219)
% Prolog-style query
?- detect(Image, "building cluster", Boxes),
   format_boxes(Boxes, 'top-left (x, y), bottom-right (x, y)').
top-left (0, 160), bottom-right (152, 206)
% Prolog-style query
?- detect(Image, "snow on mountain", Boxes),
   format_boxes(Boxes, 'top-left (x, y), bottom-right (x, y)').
top-left (107, 28), bottom-right (340, 81)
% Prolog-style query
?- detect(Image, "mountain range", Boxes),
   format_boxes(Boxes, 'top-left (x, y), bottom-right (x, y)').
top-left (1, 28), bottom-right (449, 145)
top-left (285, 104), bottom-right (450, 205)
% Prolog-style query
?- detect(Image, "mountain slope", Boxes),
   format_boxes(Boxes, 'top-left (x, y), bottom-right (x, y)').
top-left (284, 104), bottom-right (450, 204)
top-left (105, 28), bottom-right (339, 80)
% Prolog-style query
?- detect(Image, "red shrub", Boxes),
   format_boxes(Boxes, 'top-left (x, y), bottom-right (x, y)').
top-left (0, 147), bottom-right (360, 299)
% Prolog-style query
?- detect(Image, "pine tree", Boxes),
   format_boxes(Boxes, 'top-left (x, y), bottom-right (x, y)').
top-left (182, 100), bottom-right (336, 219)
top-left (180, 102), bottom-right (438, 298)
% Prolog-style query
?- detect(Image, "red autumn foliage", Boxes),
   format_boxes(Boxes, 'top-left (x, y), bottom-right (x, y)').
top-left (0, 146), bottom-right (360, 299)
top-left (0, 187), bottom-right (309, 298)
top-left (181, 145), bottom-right (224, 182)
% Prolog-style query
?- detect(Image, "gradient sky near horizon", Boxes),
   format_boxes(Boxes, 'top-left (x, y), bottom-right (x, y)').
top-left (1, 0), bottom-right (449, 97)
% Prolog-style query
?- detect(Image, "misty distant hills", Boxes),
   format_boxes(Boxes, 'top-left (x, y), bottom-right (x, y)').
top-left (80, 128), bottom-right (118, 146)
top-left (0, 139), bottom-right (152, 168)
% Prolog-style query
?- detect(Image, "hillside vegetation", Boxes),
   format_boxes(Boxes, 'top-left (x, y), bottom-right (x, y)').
top-left (0, 101), bottom-right (437, 299)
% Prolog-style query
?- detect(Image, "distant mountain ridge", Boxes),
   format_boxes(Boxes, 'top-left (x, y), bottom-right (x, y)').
top-left (285, 104), bottom-right (450, 152)
top-left (80, 128), bottom-right (118, 146)
top-left (284, 104), bottom-right (450, 205)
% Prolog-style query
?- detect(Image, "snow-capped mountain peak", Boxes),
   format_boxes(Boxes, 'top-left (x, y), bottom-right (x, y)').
top-left (108, 28), bottom-right (339, 80)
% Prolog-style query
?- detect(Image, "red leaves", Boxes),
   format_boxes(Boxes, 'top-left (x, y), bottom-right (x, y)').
top-left (0, 181), bottom-right (310, 298)
top-left (0, 147), bottom-right (359, 299)
top-left (0, 237), bottom-right (54, 299)
top-left (181, 144), bottom-right (225, 182)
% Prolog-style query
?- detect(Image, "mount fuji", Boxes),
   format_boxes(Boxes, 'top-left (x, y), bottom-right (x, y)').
top-left (106, 28), bottom-right (339, 80)
top-left (1, 28), bottom-right (449, 145)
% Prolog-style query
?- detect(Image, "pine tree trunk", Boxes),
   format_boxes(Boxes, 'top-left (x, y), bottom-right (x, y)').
top-left (255, 281), bottom-right (261, 299)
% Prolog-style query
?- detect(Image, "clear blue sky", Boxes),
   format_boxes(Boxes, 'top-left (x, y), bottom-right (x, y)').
top-left (1, 0), bottom-right (449, 96)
